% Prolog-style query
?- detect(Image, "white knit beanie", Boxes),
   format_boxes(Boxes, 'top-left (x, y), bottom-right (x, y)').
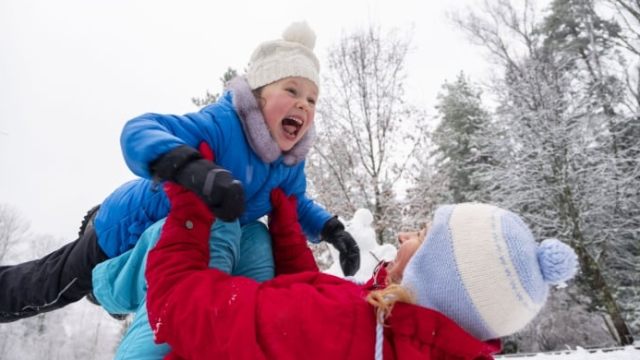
top-left (246, 21), bottom-right (320, 91)
top-left (401, 203), bottom-right (579, 341)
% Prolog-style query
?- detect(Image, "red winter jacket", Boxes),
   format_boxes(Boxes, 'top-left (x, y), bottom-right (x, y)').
top-left (145, 187), bottom-right (500, 360)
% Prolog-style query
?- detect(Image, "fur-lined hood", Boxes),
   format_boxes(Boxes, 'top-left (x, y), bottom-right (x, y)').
top-left (225, 77), bottom-right (315, 165)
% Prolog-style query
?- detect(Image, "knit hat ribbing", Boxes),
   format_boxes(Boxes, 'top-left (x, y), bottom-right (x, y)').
top-left (401, 203), bottom-right (578, 341)
top-left (246, 21), bottom-right (320, 91)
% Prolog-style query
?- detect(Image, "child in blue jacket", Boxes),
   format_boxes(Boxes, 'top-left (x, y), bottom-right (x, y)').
top-left (0, 21), bottom-right (360, 323)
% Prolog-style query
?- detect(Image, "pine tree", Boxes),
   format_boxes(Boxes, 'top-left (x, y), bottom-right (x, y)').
top-left (191, 67), bottom-right (239, 107)
top-left (429, 72), bottom-right (494, 204)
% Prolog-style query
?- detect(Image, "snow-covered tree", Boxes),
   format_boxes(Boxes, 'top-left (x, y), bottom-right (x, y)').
top-left (538, 0), bottom-right (638, 344)
top-left (0, 203), bottom-right (27, 263)
top-left (191, 67), bottom-right (239, 108)
top-left (452, 0), bottom-right (638, 348)
top-left (503, 287), bottom-right (616, 353)
top-left (0, 220), bottom-right (123, 360)
top-left (306, 23), bottom-right (428, 245)
top-left (607, 0), bottom-right (640, 109)
top-left (402, 72), bottom-right (495, 232)
top-left (428, 72), bottom-right (493, 203)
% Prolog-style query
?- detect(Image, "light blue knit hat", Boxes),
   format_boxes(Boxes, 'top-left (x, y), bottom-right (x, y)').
top-left (401, 203), bottom-right (578, 341)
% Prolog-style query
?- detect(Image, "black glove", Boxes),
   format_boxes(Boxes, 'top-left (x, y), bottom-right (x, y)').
top-left (151, 146), bottom-right (245, 222)
top-left (321, 216), bottom-right (360, 276)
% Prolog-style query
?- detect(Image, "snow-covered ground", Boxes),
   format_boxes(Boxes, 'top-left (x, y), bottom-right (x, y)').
top-left (497, 346), bottom-right (639, 360)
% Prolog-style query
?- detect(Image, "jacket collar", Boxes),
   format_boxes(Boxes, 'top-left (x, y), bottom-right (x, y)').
top-left (363, 261), bottom-right (390, 291)
top-left (388, 303), bottom-right (501, 359)
top-left (225, 76), bottom-right (315, 165)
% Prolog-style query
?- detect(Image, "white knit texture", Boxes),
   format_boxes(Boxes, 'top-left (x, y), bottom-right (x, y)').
top-left (246, 21), bottom-right (320, 90)
top-left (450, 204), bottom-right (541, 336)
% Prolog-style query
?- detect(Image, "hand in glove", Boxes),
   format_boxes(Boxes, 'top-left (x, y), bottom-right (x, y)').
top-left (321, 217), bottom-right (360, 276)
top-left (152, 145), bottom-right (245, 222)
top-left (163, 182), bottom-right (214, 225)
top-left (269, 188), bottom-right (319, 275)
top-left (268, 188), bottom-right (302, 244)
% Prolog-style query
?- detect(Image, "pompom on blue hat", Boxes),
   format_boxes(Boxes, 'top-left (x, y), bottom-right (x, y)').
top-left (401, 203), bottom-right (578, 341)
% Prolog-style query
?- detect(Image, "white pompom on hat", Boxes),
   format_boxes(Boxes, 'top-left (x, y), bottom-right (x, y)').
top-left (401, 203), bottom-right (579, 341)
top-left (246, 21), bottom-right (320, 91)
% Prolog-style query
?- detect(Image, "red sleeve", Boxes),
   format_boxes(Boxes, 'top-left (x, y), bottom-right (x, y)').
top-left (145, 188), bottom-right (266, 358)
top-left (145, 187), bottom-right (367, 359)
top-left (270, 223), bottom-right (319, 275)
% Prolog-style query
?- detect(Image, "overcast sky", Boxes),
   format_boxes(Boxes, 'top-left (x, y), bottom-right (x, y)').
top-left (0, 0), bottom-right (489, 242)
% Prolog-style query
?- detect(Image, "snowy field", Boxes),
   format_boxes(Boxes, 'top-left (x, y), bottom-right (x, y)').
top-left (498, 346), bottom-right (639, 360)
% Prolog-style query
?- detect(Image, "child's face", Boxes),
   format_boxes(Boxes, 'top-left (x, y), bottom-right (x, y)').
top-left (260, 77), bottom-right (318, 152)
top-left (386, 224), bottom-right (430, 283)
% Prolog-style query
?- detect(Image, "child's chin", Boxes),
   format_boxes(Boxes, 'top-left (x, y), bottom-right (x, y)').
top-left (278, 142), bottom-right (296, 152)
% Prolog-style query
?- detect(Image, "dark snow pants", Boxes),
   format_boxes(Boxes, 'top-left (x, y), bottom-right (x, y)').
top-left (0, 206), bottom-right (107, 323)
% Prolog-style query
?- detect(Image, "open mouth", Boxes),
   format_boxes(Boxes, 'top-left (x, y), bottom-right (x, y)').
top-left (282, 117), bottom-right (303, 137)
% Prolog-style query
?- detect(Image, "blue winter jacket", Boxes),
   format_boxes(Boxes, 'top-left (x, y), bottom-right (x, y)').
top-left (94, 77), bottom-right (331, 258)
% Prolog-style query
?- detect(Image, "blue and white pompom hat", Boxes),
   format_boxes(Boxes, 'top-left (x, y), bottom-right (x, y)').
top-left (401, 203), bottom-right (579, 341)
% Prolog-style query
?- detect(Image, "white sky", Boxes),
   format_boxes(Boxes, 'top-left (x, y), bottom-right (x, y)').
top-left (0, 0), bottom-right (489, 242)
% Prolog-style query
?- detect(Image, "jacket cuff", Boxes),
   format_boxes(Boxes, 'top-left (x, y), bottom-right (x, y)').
top-left (320, 216), bottom-right (344, 240)
top-left (150, 145), bottom-right (203, 181)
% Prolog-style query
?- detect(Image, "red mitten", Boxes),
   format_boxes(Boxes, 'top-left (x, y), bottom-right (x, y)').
top-left (269, 188), bottom-right (319, 275)
top-left (269, 188), bottom-right (299, 236)
top-left (163, 182), bottom-right (215, 224)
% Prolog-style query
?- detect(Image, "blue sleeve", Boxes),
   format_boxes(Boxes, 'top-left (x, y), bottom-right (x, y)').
top-left (286, 161), bottom-right (332, 243)
top-left (94, 178), bottom-right (170, 258)
top-left (297, 193), bottom-right (332, 243)
top-left (120, 106), bottom-right (229, 179)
